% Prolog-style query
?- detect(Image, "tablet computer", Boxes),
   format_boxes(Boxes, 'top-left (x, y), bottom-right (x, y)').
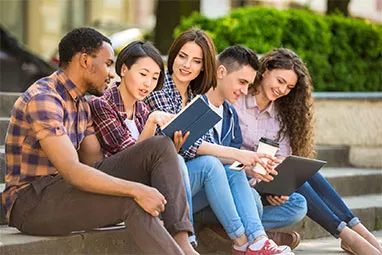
top-left (254, 155), bottom-right (327, 196)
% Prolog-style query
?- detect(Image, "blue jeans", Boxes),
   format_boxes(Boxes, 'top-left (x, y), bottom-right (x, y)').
top-left (296, 171), bottom-right (360, 238)
top-left (252, 189), bottom-right (307, 230)
top-left (188, 157), bottom-right (265, 244)
top-left (193, 181), bottom-right (307, 231)
top-left (177, 155), bottom-right (197, 244)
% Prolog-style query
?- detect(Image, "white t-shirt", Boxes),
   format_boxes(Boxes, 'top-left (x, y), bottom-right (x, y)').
top-left (124, 115), bottom-right (140, 140)
top-left (209, 102), bottom-right (224, 142)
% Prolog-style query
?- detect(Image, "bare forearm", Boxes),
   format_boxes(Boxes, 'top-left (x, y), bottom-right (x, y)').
top-left (63, 161), bottom-right (141, 198)
top-left (40, 135), bottom-right (142, 199)
top-left (136, 119), bottom-right (156, 143)
top-left (219, 157), bottom-right (235, 165)
top-left (78, 134), bottom-right (104, 166)
top-left (197, 141), bottom-right (240, 161)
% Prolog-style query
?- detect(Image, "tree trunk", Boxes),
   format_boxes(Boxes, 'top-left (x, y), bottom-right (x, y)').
top-left (327, 0), bottom-right (351, 16)
top-left (154, 0), bottom-right (200, 54)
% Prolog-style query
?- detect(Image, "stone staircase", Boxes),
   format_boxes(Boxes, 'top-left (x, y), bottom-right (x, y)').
top-left (0, 91), bottom-right (381, 254)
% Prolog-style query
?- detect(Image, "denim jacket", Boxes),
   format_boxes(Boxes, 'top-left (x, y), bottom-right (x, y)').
top-left (202, 95), bottom-right (243, 149)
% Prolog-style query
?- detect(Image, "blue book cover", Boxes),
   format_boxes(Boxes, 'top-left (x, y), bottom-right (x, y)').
top-left (161, 95), bottom-right (222, 150)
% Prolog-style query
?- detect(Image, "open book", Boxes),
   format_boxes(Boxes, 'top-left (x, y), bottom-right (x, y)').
top-left (161, 95), bottom-right (221, 150)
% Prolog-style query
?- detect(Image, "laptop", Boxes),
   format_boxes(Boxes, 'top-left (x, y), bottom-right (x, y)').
top-left (254, 155), bottom-right (327, 196)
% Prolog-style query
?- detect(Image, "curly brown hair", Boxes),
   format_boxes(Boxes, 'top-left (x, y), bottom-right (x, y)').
top-left (249, 48), bottom-right (315, 158)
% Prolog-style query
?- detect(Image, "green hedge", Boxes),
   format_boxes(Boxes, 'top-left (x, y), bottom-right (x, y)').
top-left (174, 7), bottom-right (382, 91)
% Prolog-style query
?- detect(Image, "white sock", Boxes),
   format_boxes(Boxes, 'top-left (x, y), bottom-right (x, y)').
top-left (249, 236), bottom-right (268, 250)
top-left (233, 242), bottom-right (249, 252)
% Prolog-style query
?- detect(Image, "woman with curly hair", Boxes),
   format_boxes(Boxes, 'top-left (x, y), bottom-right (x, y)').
top-left (233, 48), bottom-right (381, 255)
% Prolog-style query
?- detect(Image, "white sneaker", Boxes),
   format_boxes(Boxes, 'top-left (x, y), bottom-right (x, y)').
top-left (247, 238), bottom-right (294, 255)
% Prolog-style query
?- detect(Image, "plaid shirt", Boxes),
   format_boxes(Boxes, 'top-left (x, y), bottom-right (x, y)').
top-left (2, 70), bottom-right (95, 219)
top-left (145, 70), bottom-right (214, 161)
top-left (88, 82), bottom-right (149, 157)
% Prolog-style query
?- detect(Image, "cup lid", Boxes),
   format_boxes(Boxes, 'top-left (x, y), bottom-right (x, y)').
top-left (259, 137), bottom-right (279, 147)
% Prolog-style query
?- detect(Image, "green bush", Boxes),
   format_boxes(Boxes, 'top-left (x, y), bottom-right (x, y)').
top-left (175, 7), bottom-right (382, 91)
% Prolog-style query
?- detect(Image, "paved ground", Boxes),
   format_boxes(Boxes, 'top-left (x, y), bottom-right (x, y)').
top-left (294, 230), bottom-right (382, 254)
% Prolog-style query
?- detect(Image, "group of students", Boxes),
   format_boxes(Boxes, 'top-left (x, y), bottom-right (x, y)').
top-left (2, 27), bottom-right (381, 255)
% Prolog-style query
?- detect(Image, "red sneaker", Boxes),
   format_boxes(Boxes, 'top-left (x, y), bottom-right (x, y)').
top-left (246, 239), bottom-right (293, 255)
top-left (232, 247), bottom-right (247, 255)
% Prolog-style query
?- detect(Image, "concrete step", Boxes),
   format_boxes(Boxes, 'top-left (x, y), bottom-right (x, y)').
top-left (0, 225), bottom-right (142, 255)
top-left (0, 166), bottom-right (381, 224)
top-left (320, 167), bottom-right (382, 197)
top-left (0, 117), bottom-right (9, 145)
top-left (1, 194), bottom-right (381, 254)
top-left (294, 229), bottom-right (382, 255)
top-left (277, 194), bottom-right (382, 239)
top-left (0, 92), bottom-right (19, 118)
top-left (316, 145), bottom-right (350, 167)
top-left (195, 194), bottom-right (382, 254)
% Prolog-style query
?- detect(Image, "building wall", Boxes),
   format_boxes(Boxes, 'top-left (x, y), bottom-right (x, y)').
top-left (0, 0), bottom-right (26, 43)
top-left (1, 0), bottom-right (155, 60)
top-left (26, 0), bottom-right (62, 59)
top-left (1, 0), bottom-right (380, 60)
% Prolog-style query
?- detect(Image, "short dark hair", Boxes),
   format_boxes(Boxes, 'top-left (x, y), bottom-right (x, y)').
top-left (58, 27), bottom-right (111, 68)
top-left (218, 45), bottom-right (259, 74)
top-left (115, 41), bottom-right (164, 90)
top-left (167, 28), bottom-right (217, 95)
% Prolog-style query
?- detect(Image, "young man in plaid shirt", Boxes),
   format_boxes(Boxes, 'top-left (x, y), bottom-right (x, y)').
top-left (2, 27), bottom-right (196, 255)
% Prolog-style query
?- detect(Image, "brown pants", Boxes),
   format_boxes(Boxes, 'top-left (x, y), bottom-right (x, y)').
top-left (9, 136), bottom-right (192, 254)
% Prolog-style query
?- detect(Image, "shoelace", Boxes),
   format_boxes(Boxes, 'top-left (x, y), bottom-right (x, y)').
top-left (263, 240), bottom-right (283, 252)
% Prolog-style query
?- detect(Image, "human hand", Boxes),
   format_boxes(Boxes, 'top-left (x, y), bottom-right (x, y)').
top-left (133, 183), bottom-right (167, 217)
top-left (235, 149), bottom-right (261, 167)
top-left (266, 195), bottom-right (289, 206)
top-left (244, 166), bottom-right (277, 183)
top-left (255, 153), bottom-right (281, 173)
top-left (172, 130), bottom-right (190, 152)
top-left (148, 111), bottom-right (174, 127)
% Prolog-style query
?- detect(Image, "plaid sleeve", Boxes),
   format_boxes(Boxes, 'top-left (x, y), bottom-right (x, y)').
top-left (145, 90), bottom-right (176, 136)
top-left (145, 90), bottom-right (176, 114)
top-left (137, 102), bottom-right (150, 129)
top-left (84, 102), bottom-right (95, 137)
top-left (25, 93), bottom-right (67, 141)
top-left (180, 129), bottom-right (215, 161)
top-left (89, 97), bottom-right (136, 155)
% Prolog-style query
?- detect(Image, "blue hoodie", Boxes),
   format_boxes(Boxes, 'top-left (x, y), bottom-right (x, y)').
top-left (202, 95), bottom-right (243, 149)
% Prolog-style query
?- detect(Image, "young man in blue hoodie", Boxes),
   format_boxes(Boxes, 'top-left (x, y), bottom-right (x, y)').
top-left (199, 45), bottom-right (307, 250)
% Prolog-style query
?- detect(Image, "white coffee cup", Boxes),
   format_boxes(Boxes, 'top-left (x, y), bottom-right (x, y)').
top-left (252, 137), bottom-right (279, 175)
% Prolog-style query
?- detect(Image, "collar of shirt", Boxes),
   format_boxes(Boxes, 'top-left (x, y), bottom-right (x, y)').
top-left (245, 94), bottom-right (276, 118)
top-left (56, 69), bottom-right (86, 102)
top-left (164, 70), bottom-right (194, 105)
top-left (103, 82), bottom-right (144, 121)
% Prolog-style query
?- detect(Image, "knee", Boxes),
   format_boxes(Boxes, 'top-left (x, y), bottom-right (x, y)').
top-left (288, 193), bottom-right (308, 222)
top-left (146, 136), bottom-right (174, 151)
top-left (198, 155), bottom-right (225, 175)
top-left (225, 165), bottom-right (247, 182)
top-left (143, 136), bottom-right (177, 161)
